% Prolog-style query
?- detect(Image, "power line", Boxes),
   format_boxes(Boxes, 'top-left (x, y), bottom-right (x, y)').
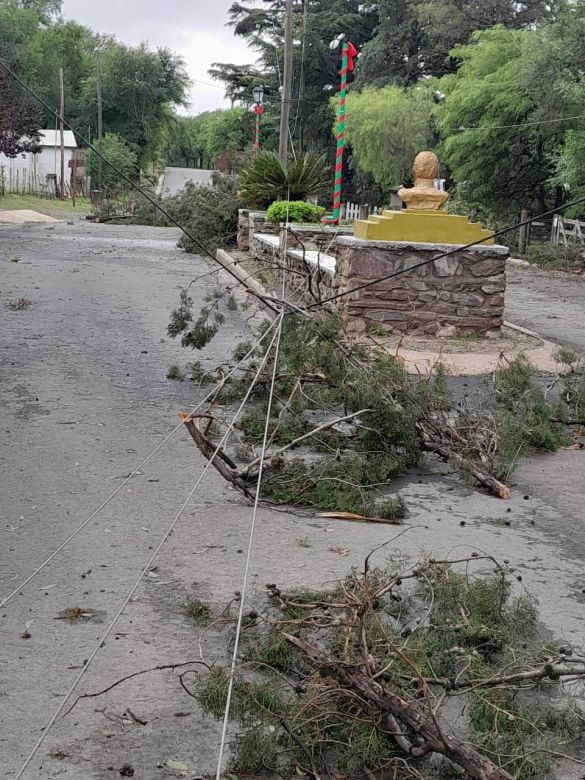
top-left (0, 56), bottom-right (277, 314)
top-left (305, 193), bottom-right (585, 311)
top-left (13, 316), bottom-right (284, 780)
top-left (458, 114), bottom-right (585, 132)
top-left (0, 319), bottom-right (281, 609)
top-left (215, 315), bottom-right (284, 780)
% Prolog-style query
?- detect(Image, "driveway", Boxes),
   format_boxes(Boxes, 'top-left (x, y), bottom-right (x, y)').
top-left (1, 222), bottom-right (585, 778)
top-left (161, 167), bottom-right (213, 198)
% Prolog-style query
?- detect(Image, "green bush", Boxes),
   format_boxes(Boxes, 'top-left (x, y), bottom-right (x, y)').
top-left (87, 133), bottom-right (138, 192)
top-left (130, 172), bottom-right (241, 252)
top-left (266, 200), bottom-right (325, 224)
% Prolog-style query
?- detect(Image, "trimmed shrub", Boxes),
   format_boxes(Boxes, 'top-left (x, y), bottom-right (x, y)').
top-left (266, 200), bottom-right (325, 224)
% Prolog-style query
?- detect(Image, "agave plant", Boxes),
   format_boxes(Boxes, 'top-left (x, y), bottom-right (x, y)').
top-left (239, 151), bottom-right (327, 208)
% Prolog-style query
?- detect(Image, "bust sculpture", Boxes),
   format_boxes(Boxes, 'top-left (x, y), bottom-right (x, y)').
top-left (398, 151), bottom-right (449, 211)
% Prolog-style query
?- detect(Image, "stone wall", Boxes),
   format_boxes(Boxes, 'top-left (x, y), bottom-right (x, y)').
top-left (333, 237), bottom-right (508, 335)
top-left (237, 213), bottom-right (509, 336)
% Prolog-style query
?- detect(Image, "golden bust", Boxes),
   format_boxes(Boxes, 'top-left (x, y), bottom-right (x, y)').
top-left (398, 151), bottom-right (449, 211)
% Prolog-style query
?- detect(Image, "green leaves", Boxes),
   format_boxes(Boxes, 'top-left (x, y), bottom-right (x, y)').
top-left (266, 200), bottom-right (325, 224)
top-left (344, 84), bottom-right (436, 191)
top-left (239, 151), bottom-right (327, 208)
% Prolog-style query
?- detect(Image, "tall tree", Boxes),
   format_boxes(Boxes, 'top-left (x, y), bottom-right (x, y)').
top-left (411, 0), bottom-right (554, 76)
top-left (344, 84), bottom-right (435, 192)
top-left (80, 43), bottom-right (190, 169)
top-left (210, 0), bottom-right (378, 153)
top-left (437, 25), bottom-right (572, 218)
top-left (356, 0), bottom-right (424, 87)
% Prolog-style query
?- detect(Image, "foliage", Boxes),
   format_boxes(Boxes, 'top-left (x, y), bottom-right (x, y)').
top-left (494, 355), bottom-right (568, 476)
top-left (356, 0), bottom-right (425, 88)
top-left (194, 558), bottom-right (584, 779)
top-left (0, 2), bottom-right (189, 170)
top-left (552, 129), bottom-right (585, 219)
top-left (436, 23), bottom-right (575, 219)
top-left (166, 364), bottom-right (184, 381)
top-left (184, 597), bottom-right (210, 626)
top-left (87, 133), bottom-right (137, 192)
top-left (266, 200), bottom-right (325, 224)
top-left (165, 109), bottom-right (266, 169)
top-left (239, 151), bottom-right (327, 208)
top-left (0, 67), bottom-right (42, 157)
top-left (345, 83), bottom-right (436, 191)
top-left (524, 242), bottom-right (585, 272)
top-left (132, 172), bottom-right (241, 256)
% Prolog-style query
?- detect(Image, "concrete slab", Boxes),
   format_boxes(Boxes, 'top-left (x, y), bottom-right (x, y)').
top-left (0, 209), bottom-right (59, 224)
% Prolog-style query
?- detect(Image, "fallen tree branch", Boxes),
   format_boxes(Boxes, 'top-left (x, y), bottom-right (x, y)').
top-left (180, 413), bottom-right (254, 499)
top-left (419, 432), bottom-right (511, 500)
top-left (60, 659), bottom-right (207, 721)
top-left (284, 634), bottom-right (515, 780)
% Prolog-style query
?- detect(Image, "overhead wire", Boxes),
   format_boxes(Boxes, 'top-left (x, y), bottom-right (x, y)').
top-left (458, 114), bottom-right (585, 132)
top-left (303, 193), bottom-right (585, 310)
top-left (215, 314), bottom-right (284, 780)
top-left (13, 314), bottom-right (285, 780)
top-left (0, 318), bottom-right (281, 609)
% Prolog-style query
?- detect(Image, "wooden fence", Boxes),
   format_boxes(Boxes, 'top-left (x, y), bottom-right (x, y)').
top-left (0, 167), bottom-right (89, 198)
top-left (340, 202), bottom-right (384, 221)
top-left (551, 214), bottom-right (585, 246)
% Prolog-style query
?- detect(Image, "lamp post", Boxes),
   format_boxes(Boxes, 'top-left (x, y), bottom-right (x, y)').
top-left (252, 84), bottom-right (265, 151)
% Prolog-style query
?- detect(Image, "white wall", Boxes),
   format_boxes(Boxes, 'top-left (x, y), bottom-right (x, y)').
top-left (0, 148), bottom-right (77, 193)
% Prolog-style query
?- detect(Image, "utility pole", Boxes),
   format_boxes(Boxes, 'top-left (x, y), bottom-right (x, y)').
top-left (96, 51), bottom-right (103, 193)
top-left (59, 67), bottom-right (65, 199)
top-left (278, 0), bottom-right (294, 164)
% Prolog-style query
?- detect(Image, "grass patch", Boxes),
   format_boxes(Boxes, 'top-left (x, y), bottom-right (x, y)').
top-left (166, 364), bottom-right (185, 381)
top-left (184, 597), bottom-right (210, 626)
top-left (524, 242), bottom-right (585, 272)
top-left (0, 194), bottom-right (91, 214)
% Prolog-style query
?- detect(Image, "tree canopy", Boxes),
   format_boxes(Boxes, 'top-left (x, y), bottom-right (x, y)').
top-left (0, 0), bottom-right (189, 173)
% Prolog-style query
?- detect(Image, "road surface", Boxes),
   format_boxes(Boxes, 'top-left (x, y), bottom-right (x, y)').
top-left (161, 167), bottom-right (213, 198)
top-left (506, 261), bottom-right (585, 351)
top-left (1, 221), bottom-right (585, 778)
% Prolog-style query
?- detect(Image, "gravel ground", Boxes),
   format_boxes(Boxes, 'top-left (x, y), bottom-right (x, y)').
top-left (1, 222), bottom-right (585, 779)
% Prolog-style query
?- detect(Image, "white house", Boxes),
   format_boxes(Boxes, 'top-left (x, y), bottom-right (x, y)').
top-left (0, 129), bottom-right (82, 195)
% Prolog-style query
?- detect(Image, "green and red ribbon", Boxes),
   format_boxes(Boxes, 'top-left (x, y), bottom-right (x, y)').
top-left (324, 40), bottom-right (356, 225)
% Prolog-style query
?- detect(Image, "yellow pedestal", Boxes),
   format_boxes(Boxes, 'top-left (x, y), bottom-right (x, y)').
top-left (354, 210), bottom-right (494, 246)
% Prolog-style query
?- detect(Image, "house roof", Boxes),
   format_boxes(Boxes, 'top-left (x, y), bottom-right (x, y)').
top-left (38, 129), bottom-right (77, 148)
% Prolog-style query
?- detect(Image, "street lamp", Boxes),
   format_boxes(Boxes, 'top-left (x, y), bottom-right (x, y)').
top-left (253, 84), bottom-right (265, 106)
top-left (252, 84), bottom-right (265, 151)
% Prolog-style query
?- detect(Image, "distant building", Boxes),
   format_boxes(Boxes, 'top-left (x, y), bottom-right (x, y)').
top-left (0, 129), bottom-right (85, 195)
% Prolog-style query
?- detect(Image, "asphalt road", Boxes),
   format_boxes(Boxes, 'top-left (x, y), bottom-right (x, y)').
top-left (161, 167), bottom-right (213, 198)
top-left (1, 222), bottom-right (585, 779)
top-left (505, 261), bottom-right (585, 351)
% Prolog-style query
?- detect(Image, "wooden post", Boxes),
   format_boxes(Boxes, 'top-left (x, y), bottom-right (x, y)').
top-left (279, 0), bottom-right (293, 164)
top-left (518, 209), bottom-right (529, 256)
top-left (71, 158), bottom-right (77, 208)
top-left (59, 67), bottom-right (65, 199)
top-left (96, 51), bottom-right (103, 193)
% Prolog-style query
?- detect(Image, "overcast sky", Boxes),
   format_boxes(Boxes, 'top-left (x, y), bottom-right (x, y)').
top-left (60, 0), bottom-right (253, 114)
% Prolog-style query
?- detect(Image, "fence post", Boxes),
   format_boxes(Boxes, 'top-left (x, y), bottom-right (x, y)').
top-left (518, 209), bottom-right (530, 256)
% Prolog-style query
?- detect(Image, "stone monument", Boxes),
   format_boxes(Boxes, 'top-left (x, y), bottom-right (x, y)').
top-left (354, 151), bottom-right (494, 246)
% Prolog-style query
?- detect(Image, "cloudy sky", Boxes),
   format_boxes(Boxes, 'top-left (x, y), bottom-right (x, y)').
top-left (60, 0), bottom-right (254, 114)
